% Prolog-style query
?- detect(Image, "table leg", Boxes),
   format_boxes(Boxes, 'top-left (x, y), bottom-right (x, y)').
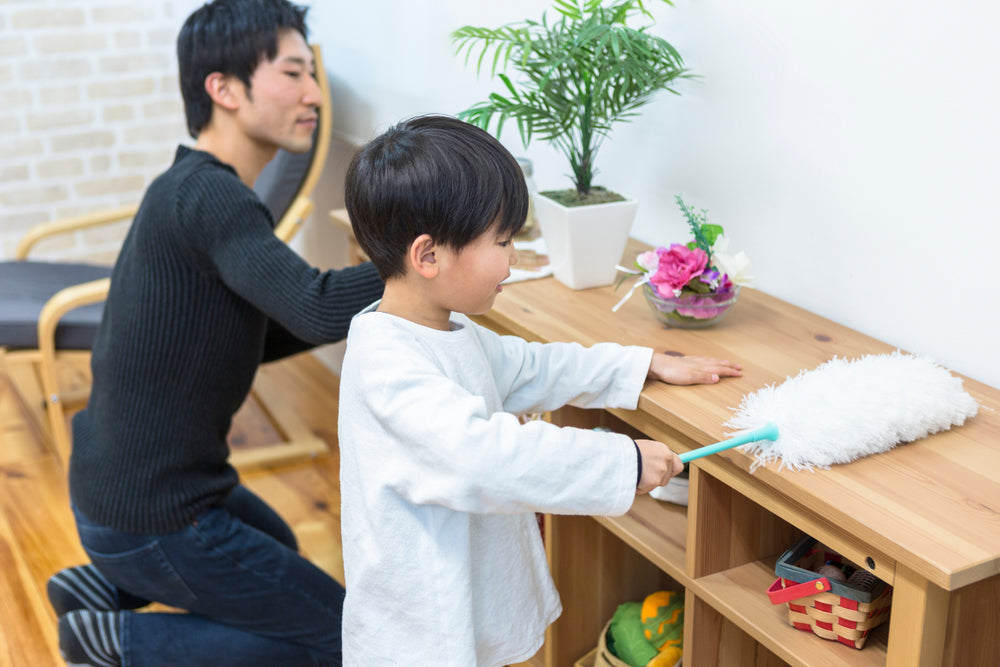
top-left (885, 563), bottom-right (949, 667)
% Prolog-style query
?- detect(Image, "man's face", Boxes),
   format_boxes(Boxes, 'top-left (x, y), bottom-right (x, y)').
top-left (238, 29), bottom-right (321, 154)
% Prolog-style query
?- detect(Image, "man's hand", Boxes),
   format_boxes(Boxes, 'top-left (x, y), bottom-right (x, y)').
top-left (648, 353), bottom-right (742, 385)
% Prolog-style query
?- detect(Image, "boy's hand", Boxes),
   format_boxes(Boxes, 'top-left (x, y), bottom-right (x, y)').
top-left (635, 439), bottom-right (684, 494)
top-left (648, 352), bottom-right (742, 386)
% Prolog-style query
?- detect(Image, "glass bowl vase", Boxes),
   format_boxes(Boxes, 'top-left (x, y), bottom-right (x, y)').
top-left (642, 284), bottom-right (740, 329)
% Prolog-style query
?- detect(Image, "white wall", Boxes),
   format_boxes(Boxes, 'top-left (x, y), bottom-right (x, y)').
top-left (307, 0), bottom-right (1000, 387)
top-left (0, 0), bottom-right (189, 261)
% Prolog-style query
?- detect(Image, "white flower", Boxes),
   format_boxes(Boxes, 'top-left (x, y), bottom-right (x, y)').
top-left (712, 235), bottom-right (755, 286)
top-left (636, 250), bottom-right (659, 274)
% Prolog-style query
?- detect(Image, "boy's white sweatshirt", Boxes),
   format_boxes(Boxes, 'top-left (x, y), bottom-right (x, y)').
top-left (338, 306), bottom-right (652, 666)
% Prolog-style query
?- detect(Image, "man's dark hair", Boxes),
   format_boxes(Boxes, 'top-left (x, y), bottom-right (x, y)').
top-left (345, 115), bottom-right (528, 280)
top-left (177, 0), bottom-right (309, 138)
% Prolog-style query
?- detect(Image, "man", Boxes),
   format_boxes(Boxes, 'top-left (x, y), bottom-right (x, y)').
top-left (46, 1), bottom-right (381, 665)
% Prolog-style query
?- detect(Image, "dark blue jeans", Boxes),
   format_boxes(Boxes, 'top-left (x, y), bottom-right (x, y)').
top-left (73, 486), bottom-right (343, 667)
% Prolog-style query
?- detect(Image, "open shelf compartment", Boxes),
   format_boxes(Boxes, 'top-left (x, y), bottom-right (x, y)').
top-left (686, 465), bottom-right (889, 667)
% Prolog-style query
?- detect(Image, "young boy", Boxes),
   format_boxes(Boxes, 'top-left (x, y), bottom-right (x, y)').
top-left (339, 115), bottom-right (741, 666)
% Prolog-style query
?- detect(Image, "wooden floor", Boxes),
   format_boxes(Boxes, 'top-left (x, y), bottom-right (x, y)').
top-left (0, 349), bottom-right (542, 667)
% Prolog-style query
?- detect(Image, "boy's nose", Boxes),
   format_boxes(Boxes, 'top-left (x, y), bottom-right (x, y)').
top-left (508, 246), bottom-right (519, 265)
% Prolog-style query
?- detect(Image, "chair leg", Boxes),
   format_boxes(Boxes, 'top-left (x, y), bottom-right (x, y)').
top-left (229, 378), bottom-right (329, 470)
top-left (37, 354), bottom-right (72, 468)
top-left (43, 393), bottom-right (72, 469)
top-left (1, 348), bottom-right (72, 466)
top-left (36, 278), bottom-right (111, 469)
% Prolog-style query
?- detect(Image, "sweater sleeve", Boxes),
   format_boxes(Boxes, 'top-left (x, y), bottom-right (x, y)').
top-left (177, 167), bottom-right (384, 345)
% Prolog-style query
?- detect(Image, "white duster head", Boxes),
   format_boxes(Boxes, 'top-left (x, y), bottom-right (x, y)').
top-left (726, 352), bottom-right (979, 471)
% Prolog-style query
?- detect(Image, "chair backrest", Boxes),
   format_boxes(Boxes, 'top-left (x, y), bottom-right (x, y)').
top-left (255, 44), bottom-right (332, 244)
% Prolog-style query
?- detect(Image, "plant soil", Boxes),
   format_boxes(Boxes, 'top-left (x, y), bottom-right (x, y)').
top-left (540, 187), bottom-right (626, 207)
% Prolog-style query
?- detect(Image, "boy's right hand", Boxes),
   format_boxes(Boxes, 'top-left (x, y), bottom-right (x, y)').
top-left (635, 439), bottom-right (684, 494)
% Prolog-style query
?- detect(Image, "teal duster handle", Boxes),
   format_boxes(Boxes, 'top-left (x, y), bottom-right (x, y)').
top-left (679, 422), bottom-right (779, 464)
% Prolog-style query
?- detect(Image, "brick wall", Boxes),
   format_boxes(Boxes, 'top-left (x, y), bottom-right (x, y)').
top-left (0, 1), bottom-right (190, 263)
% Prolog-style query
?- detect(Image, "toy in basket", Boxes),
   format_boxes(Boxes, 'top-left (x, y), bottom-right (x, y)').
top-left (767, 536), bottom-right (892, 649)
top-left (595, 591), bottom-right (684, 667)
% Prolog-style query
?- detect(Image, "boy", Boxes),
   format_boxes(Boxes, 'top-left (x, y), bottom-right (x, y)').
top-left (48, 1), bottom-right (382, 665)
top-left (339, 115), bottom-right (741, 666)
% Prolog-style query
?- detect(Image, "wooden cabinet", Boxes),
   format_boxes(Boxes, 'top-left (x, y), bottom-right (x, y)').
top-left (476, 245), bottom-right (1000, 667)
top-left (329, 210), bottom-right (1000, 667)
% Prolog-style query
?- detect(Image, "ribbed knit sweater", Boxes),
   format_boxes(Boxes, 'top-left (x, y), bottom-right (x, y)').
top-left (69, 146), bottom-right (384, 534)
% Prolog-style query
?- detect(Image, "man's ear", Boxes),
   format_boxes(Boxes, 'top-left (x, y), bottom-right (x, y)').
top-left (409, 234), bottom-right (439, 279)
top-left (203, 72), bottom-right (241, 111)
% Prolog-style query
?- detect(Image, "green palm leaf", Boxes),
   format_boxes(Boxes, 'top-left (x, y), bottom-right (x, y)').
top-left (453, 0), bottom-right (692, 196)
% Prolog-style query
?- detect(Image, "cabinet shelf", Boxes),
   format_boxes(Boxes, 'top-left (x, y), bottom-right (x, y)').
top-left (594, 494), bottom-right (689, 584)
top-left (591, 489), bottom-right (890, 667)
top-left (694, 559), bottom-right (888, 667)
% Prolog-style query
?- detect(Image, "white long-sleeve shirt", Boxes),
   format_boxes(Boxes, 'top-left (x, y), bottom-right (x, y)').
top-left (338, 306), bottom-right (653, 666)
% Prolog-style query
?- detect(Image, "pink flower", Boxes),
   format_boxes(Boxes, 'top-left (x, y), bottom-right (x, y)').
top-left (649, 244), bottom-right (708, 297)
top-left (675, 293), bottom-right (729, 319)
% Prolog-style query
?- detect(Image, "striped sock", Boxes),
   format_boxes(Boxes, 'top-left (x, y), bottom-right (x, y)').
top-left (47, 565), bottom-right (118, 616)
top-left (58, 610), bottom-right (122, 667)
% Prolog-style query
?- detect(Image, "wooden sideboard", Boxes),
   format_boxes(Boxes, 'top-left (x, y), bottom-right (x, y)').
top-left (329, 208), bottom-right (1000, 667)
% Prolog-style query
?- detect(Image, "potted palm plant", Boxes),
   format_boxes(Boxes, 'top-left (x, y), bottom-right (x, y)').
top-left (453, 0), bottom-right (693, 289)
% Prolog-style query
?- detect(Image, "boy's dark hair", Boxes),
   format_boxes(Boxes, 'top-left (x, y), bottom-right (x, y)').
top-left (345, 115), bottom-right (528, 280)
top-left (177, 0), bottom-right (309, 138)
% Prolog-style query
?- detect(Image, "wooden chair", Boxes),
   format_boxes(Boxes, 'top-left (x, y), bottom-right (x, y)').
top-left (0, 45), bottom-right (333, 470)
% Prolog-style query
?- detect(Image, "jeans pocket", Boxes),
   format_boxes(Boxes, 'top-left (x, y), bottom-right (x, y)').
top-left (84, 540), bottom-right (198, 609)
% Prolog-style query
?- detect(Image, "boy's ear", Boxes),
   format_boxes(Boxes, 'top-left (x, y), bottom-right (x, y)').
top-left (203, 72), bottom-right (241, 111)
top-left (408, 234), bottom-right (439, 279)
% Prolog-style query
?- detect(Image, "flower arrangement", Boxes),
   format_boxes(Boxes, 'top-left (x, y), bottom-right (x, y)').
top-left (613, 196), bottom-right (753, 327)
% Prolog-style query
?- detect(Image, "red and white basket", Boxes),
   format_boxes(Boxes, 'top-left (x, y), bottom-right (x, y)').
top-left (766, 536), bottom-right (892, 649)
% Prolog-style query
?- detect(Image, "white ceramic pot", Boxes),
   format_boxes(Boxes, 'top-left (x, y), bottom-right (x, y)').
top-left (533, 193), bottom-right (638, 290)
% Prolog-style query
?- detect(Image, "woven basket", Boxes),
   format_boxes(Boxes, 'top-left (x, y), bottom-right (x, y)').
top-left (594, 620), bottom-right (631, 667)
top-left (767, 536), bottom-right (892, 649)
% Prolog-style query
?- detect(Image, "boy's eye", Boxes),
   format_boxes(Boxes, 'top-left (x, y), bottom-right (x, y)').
top-left (498, 240), bottom-right (512, 247)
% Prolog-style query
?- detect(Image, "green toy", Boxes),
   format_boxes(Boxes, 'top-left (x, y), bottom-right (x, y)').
top-left (606, 602), bottom-right (658, 667)
top-left (641, 591), bottom-right (684, 666)
top-left (607, 591), bottom-right (685, 667)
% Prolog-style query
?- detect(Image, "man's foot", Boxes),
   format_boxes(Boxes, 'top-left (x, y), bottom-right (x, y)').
top-left (48, 565), bottom-right (118, 616)
top-left (58, 610), bottom-right (122, 667)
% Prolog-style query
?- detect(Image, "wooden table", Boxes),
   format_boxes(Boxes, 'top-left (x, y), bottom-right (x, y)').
top-left (329, 209), bottom-right (1000, 667)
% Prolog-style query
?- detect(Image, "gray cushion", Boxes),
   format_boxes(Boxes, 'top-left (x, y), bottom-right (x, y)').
top-left (0, 261), bottom-right (112, 350)
top-left (254, 146), bottom-right (315, 221)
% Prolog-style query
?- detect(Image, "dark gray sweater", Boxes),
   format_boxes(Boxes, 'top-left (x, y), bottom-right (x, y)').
top-left (70, 146), bottom-right (383, 533)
